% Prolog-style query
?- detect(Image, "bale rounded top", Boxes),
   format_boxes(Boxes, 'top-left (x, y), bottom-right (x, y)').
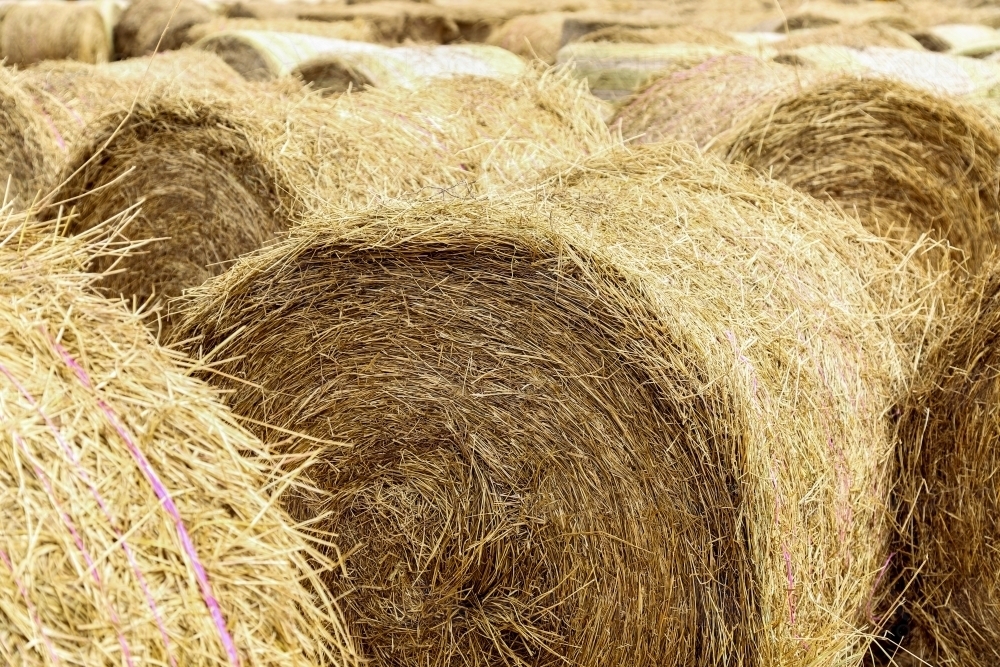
top-left (0, 207), bottom-right (357, 666)
top-left (114, 0), bottom-right (215, 58)
top-left (172, 143), bottom-right (934, 666)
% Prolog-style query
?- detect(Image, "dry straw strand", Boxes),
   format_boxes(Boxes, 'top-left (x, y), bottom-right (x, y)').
top-left (0, 205), bottom-right (357, 666)
top-left (172, 143), bottom-right (935, 667)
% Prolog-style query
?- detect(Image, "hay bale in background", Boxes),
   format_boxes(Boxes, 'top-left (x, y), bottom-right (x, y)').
top-left (576, 24), bottom-right (740, 47)
top-left (722, 77), bottom-right (1000, 270)
top-left (777, 23), bottom-right (925, 51)
top-left (556, 41), bottom-right (754, 101)
top-left (114, 0), bottom-right (215, 58)
top-left (886, 267), bottom-right (1000, 666)
top-left (0, 208), bottom-right (356, 666)
top-left (911, 23), bottom-right (1000, 58)
top-left (486, 12), bottom-right (567, 64)
top-left (196, 31), bottom-right (525, 87)
top-left (0, 2), bottom-right (110, 66)
top-left (172, 143), bottom-right (931, 667)
top-left (188, 16), bottom-right (377, 44)
top-left (612, 55), bottom-right (815, 147)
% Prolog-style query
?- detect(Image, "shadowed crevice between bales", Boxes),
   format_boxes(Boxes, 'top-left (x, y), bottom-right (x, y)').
top-left (172, 144), bottom-right (935, 666)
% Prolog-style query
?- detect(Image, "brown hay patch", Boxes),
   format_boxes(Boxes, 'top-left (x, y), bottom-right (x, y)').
top-left (0, 2), bottom-right (110, 66)
top-left (172, 143), bottom-right (934, 666)
top-left (612, 54), bottom-right (816, 147)
top-left (113, 0), bottom-right (214, 58)
top-left (721, 77), bottom-right (1000, 271)
top-left (0, 208), bottom-right (356, 666)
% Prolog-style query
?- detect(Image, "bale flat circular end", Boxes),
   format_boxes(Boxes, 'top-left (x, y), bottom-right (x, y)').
top-left (293, 57), bottom-right (374, 94)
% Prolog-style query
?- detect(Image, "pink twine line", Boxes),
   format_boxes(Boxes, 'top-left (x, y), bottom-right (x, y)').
top-left (0, 363), bottom-right (176, 666)
top-left (10, 431), bottom-right (134, 667)
top-left (0, 547), bottom-right (61, 664)
top-left (51, 340), bottom-right (241, 667)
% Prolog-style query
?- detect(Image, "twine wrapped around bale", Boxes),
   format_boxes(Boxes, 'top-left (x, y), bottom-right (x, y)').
top-left (721, 77), bottom-right (1000, 270)
top-left (612, 55), bottom-right (816, 147)
top-left (53, 67), bottom-right (611, 320)
top-left (195, 31), bottom-right (525, 88)
top-left (114, 0), bottom-right (215, 58)
top-left (883, 267), bottom-right (1000, 666)
top-left (486, 12), bottom-right (567, 64)
top-left (0, 2), bottom-right (110, 66)
top-left (171, 143), bottom-right (933, 667)
top-left (0, 206), bottom-right (356, 666)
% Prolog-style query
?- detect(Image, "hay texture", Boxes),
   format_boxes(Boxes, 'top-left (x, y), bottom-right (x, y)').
top-left (0, 2), bottom-right (111, 66)
top-left (612, 55), bottom-right (816, 148)
top-left (187, 17), bottom-right (377, 44)
top-left (0, 208), bottom-right (356, 666)
top-left (171, 143), bottom-right (928, 667)
top-left (576, 24), bottom-right (740, 47)
top-left (722, 77), bottom-right (1000, 271)
top-left (486, 12), bottom-right (567, 64)
top-left (887, 267), bottom-right (1000, 665)
top-left (776, 23), bottom-right (924, 51)
top-left (113, 0), bottom-right (215, 58)
top-left (195, 31), bottom-right (524, 87)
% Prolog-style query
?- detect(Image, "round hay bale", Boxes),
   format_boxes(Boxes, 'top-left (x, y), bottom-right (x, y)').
top-left (98, 48), bottom-right (245, 92)
top-left (721, 77), bottom-right (1000, 271)
top-left (576, 24), bottom-right (739, 48)
top-left (884, 267), bottom-right (1000, 665)
top-left (0, 2), bottom-right (110, 66)
top-left (187, 16), bottom-right (377, 44)
top-left (777, 23), bottom-right (925, 51)
top-left (196, 31), bottom-right (525, 86)
top-left (54, 97), bottom-right (285, 312)
top-left (782, 45), bottom-right (1000, 96)
top-left (782, 1), bottom-right (916, 32)
top-left (611, 54), bottom-right (818, 147)
top-left (911, 23), bottom-right (1000, 56)
top-left (486, 12), bottom-right (567, 65)
top-left (114, 0), bottom-right (215, 58)
top-left (0, 208), bottom-right (356, 666)
top-left (171, 144), bottom-right (930, 667)
top-left (555, 41), bottom-right (756, 101)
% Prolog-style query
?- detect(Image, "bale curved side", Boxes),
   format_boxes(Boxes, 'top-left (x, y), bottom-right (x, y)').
top-left (486, 12), bottom-right (567, 64)
top-left (0, 209), bottom-right (356, 666)
top-left (172, 145), bottom-right (928, 666)
top-left (888, 269), bottom-right (1000, 665)
top-left (113, 0), bottom-right (214, 58)
top-left (721, 77), bottom-right (1000, 270)
top-left (0, 2), bottom-right (110, 66)
top-left (55, 100), bottom-right (285, 312)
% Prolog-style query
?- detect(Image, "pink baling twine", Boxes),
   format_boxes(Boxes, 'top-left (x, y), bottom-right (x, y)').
top-left (0, 363), bottom-right (176, 667)
top-left (50, 340), bottom-right (241, 667)
top-left (10, 431), bottom-right (135, 666)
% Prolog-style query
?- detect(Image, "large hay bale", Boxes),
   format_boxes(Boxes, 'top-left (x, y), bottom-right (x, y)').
top-left (171, 143), bottom-right (931, 667)
top-left (611, 55), bottom-right (816, 147)
top-left (0, 207), bottom-right (356, 666)
top-left (777, 23), bottom-right (925, 51)
top-left (486, 12), bottom-right (567, 64)
top-left (721, 77), bottom-right (1000, 271)
top-left (885, 267), bottom-right (1000, 665)
top-left (54, 68), bottom-right (611, 318)
top-left (114, 0), bottom-right (215, 58)
top-left (195, 31), bottom-right (524, 87)
top-left (187, 16), bottom-right (377, 44)
top-left (0, 2), bottom-right (111, 66)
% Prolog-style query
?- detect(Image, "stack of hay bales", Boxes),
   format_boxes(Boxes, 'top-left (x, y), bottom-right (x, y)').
top-left (52, 67), bottom-right (612, 321)
top-left (114, 0), bottom-right (215, 58)
top-left (170, 144), bottom-right (935, 666)
top-left (194, 31), bottom-right (525, 89)
top-left (0, 2), bottom-right (111, 66)
top-left (887, 268), bottom-right (1000, 665)
top-left (0, 206), bottom-right (356, 666)
top-left (611, 55), bottom-right (817, 148)
top-left (719, 77), bottom-right (1000, 271)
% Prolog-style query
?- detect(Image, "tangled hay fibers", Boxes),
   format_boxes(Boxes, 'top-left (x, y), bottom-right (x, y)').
top-left (0, 2), bottom-right (110, 66)
top-left (722, 77), bottom-right (1000, 271)
top-left (884, 267), bottom-right (1000, 666)
top-left (612, 55), bottom-right (817, 148)
top-left (187, 17), bottom-right (377, 44)
top-left (171, 143), bottom-right (931, 667)
top-left (486, 12), bottom-right (567, 65)
top-left (0, 207), bottom-right (356, 666)
top-left (54, 96), bottom-right (285, 312)
top-left (114, 0), bottom-right (215, 58)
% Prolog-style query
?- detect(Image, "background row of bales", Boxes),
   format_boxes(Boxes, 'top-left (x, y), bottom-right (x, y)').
top-left (6, 0), bottom-right (1000, 665)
